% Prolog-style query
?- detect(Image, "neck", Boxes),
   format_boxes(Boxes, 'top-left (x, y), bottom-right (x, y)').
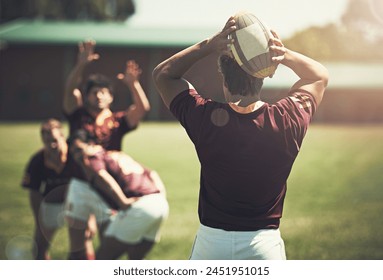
top-left (226, 91), bottom-right (260, 105)
top-left (229, 100), bottom-right (264, 114)
top-left (87, 107), bottom-right (103, 118)
top-left (87, 107), bottom-right (112, 121)
top-left (44, 146), bottom-right (68, 173)
top-left (226, 93), bottom-right (264, 113)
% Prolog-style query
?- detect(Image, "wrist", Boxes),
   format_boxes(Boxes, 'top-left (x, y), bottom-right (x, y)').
top-left (75, 60), bottom-right (88, 69)
top-left (199, 38), bottom-right (215, 55)
top-left (280, 48), bottom-right (292, 65)
top-left (120, 197), bottom-right (134, 209)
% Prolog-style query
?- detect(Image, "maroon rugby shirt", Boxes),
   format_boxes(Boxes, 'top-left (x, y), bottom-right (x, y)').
top-left (86, 151), bottom-right (160, 209)
top-left (21, 151), bottom-right (84, 203)
top-left (170, 89), bottom-right (316, 231)
top-left (65, 108), bottom-right (136, 151)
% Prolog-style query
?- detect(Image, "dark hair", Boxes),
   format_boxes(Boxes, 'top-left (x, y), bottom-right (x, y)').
top-left (218, 55), bottom-right (263, 97)
top-left (40, 118), bottom-right (62, 134)
top-left (67, 129), bottom-right (95, 146)
top-left (84, 74), bottom-right (113, 96)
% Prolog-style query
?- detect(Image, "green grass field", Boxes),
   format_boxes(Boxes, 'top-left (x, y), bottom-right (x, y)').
top-left (0, 122), bottom-right (382, 260)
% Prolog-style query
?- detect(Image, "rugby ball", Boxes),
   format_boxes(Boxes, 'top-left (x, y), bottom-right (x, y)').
top-left (230, 12), bottom-right (276, 78)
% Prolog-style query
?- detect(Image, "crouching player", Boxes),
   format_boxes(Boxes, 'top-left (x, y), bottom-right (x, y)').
top-left (65, 131), bottom-right (169, 260)
top-left (21, 119), bottom-right (96, 260)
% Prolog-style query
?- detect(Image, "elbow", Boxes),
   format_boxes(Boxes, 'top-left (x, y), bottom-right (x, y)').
top-left (152, 62), bottom-right (173, 88)
top-left (152, 64), bottom-right (164, 86)
top-left (142, 95), bottom-right (151, 113)
top-left (312, 64), bottom-right (329, 90)
top-left (143, 102), bottom-right (151, 114)
top-left (321, 66), bottom-right (330, 88)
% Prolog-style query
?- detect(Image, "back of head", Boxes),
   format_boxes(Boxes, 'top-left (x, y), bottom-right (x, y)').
top-left (68, 129), bottom-right (94, 146)
top-left (218, 54), bottom-right (263, 97)
top-left (84, 74), bottom-right (114, 96)
top-left (68, 129), bottom-right (104, 163)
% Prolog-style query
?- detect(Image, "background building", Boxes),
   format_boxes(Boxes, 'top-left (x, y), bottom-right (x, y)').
top-left (1, 19), bottom-right (383, 122)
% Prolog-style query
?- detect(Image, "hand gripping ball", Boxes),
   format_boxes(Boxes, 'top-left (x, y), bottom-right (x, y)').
top-left (230, 12), bottom-right (277, 78)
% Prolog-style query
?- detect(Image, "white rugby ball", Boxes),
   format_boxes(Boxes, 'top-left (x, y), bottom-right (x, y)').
top-left (230, 12), bottom-right (276, 78)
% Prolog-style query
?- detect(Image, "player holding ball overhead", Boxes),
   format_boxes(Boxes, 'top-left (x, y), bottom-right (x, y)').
top-left (152, 12), bottom-right (328, 259)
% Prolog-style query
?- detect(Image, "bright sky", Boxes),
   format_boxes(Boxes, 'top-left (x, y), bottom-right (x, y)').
top-left (128, 0), bottom-right (349, 38)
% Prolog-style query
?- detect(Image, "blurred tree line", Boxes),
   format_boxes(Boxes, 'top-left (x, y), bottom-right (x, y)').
top-left (1, 0), bottom-right (382, 62)
top-left (0, 0), bottom-right (135, 22)
top-left (284, 0), bottom-right (383, 61)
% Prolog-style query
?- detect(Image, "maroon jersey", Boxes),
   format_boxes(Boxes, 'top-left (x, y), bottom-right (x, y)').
top-left (170, 89), bottom-right (317, 231)
top-left (65, 107), bottom-right (136, 151)
top-left (87, 151), bottom-right (160, 209)
top-left (21, 150), bottom-right (84, 203)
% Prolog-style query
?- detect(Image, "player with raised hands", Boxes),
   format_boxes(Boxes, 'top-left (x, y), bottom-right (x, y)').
top-left (63, 40), bottom-right (150, 151)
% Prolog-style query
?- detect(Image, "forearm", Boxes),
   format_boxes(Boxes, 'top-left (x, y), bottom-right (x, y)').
top-left (282, 49), bottom-right (329, 83)
top-left (119, 60), bottom-right (151, 125)
top-left (64, 40), bottom-right (99, 113)
top-left (159, 39), bottom-right (212, 78)
top-left (127, 80), bottom-right (150, 118)
top-left (153, 17), bottom-right (235, 107)
top-left (152, 39), bottom-right (213, 106)
top-left (94, 170), bottom-right (134, 209)
top-left (65, 63), bottom-right (85, 91)
top-left (281, 49), bottom-right (329, 104)
top-left (77, 159), bottom-right (125, 206)
top-left (63, 62), bottom-right (85, 113)
top-left (123, 80), bottom-right (151, 127)
top-left (126, 80), bottom-right (151, 113)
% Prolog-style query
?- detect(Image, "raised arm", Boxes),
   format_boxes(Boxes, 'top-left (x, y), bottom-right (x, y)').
top-left (118, 60), bottom-right (151, 127)
top-left (269, 32), bottom-right (329, 105)
top-left (152, 17), bottom-right (237, 108)
top-left (63, 40), bottom-right (100, 115)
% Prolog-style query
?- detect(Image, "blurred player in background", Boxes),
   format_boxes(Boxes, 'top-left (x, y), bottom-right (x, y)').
top-left (152, 16), bottom-right (328, 259)
top-left (63, 39), bottom-right (150, 151)
top-left (62, 39), bottom-right (152, 259)
top-left (65, 131), bottom-right (168, 260)
top-left (21, 119), bottom-right (96, 260)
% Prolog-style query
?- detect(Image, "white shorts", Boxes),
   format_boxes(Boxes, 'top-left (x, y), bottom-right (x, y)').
top-left (65, 178), bottom-right (114, 223)
top-left (65, 178), bottom-right (169, 244)
top-left (190, 224), bottom-right (286, 260)
top-left (104, 193), bottom-right (169, 244)
top-left (39, 202), bottom-right (66, 229)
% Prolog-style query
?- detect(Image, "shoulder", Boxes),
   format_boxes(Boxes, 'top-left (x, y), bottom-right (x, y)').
top-left (169, 89), bottom-right (214, 118)
top-left (170, 89), bottom-right (209, 107)
top-left (22, 150), bottom-right (45, 188)
top-left (287, 89), bottom-right (317, 112)
top-left (26, 150), bottom-right (45, 169)
top-left (112, 111), bottom-right (128, 123)
top-left (263, 89), bottom-right (317, 136)
top-left (108, 110), bottom-right (137, 133)
top-left (66, 106), bottom-right (89, 120)
top-left (273, 89), bottom-right (317, 117)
